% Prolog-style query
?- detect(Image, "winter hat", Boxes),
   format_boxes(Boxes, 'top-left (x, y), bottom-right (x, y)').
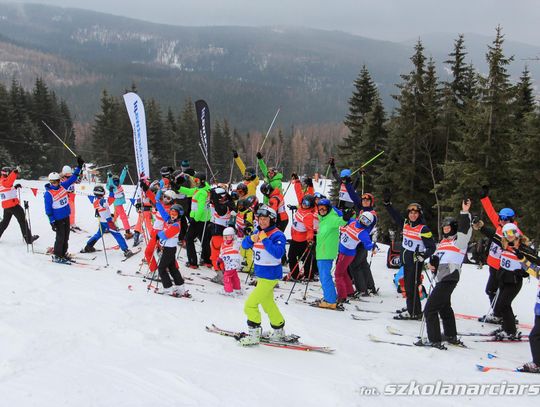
top-left (181, 160), bottom-right (190, 169)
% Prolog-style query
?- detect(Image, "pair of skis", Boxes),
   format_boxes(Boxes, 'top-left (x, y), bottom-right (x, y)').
top-left (206, 324), bottom-right (334, 354)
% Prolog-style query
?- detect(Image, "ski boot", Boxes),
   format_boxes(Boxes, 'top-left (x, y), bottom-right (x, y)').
top-left (26, 235), bottom-right (39, 244)
top-left (393, 311), bottom-right (422, 321)
top-left (443, 335), bottom-right (465, 347)
top-left (395, 306), bottom-right (408, 314)
top-left (239, 326), bottom-right (262, 346)
top-left (124, 230), bottom-right (134, 240)
top-left (80, 245), bottom-right (96, 253)
top-left (52, 255), bottom-right (70, 264)
top-left (494, 331), bottom-right (522, 341)
top-left (414, 339), bottom-right (447, 350)
top-left (158, 286), bottom-right (174, 295)
top-left (210, 273), bottom-right (224, 285)
top-left (133, 231), bottom-right (141, 247)
top-left (478, 313), bottom-right (502, 324)
top-left (368, 287), bottom-right (380, 296)
top-left (123, 249), bottom-right (134, 258)
top-left (172, 285), bottom-right (189, 297)
top-left (268, 327), bottom-right (286, 341)
top-left (317, 300), bottom-right (337, 310)
top-left (185, 262), bottom-right (199, 270)
top-left (517, 362), bottom-right (540, 373)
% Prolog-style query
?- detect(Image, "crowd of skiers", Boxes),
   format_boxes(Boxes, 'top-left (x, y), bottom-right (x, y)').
top-left (0, 151), bottom-right (539, 373)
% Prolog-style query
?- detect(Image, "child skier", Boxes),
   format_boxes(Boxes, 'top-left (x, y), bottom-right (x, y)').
top-left (107, 166), bottom-right (133, 239)
top-left (81, 185), bottom-right (133, 257)
top-left (217, 227), bottom-right (243, 297)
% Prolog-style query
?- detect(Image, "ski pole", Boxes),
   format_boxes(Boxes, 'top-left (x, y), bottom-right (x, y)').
top-left (98, 219), bottom-right (109, 267)
top-left (284, 246), bottom-right (311, 304)
top-left (351, 151), bottom-right (385, 176)
top-left (198, 142), bottom-right (217, 183)
top-left (417, 267), bottom-right (435, 341)
top-left (147, 247), bottom-right (164, 293)
top-left (41, 121), bottom-right (77, 157)
top-left (227, 159), bottom-right (234, 191)
top-left (24, 200), bottom-right (35, 253)
top-left (302, 244), bottom-right (315, 300)
top-left (126, 170), bottom-right (139, 218)
top-left (17, 188), bottom-right (25, 243)
top-left (482, 289), bottom-right (501, 322)
top-left (259, 107), bottom-right (281, 151)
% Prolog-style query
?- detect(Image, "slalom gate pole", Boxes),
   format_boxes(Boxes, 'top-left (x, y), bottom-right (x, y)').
top-left (351, 150), bottom-right (385, 176)
top-left (284, 246), bottom-right (311, 304)
top-left (259, 107), bottom-right (281, 151)
top-left (98, 219), bottom-right (109, 267)
top-left (198, 142), bottom-right (217, 183)
top-left (41, 121), bottom-right (77, 157)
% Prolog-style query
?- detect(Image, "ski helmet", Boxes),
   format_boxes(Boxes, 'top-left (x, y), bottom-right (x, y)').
top-left (160, 166), bottom-right (173, 178)
top-left (230, 191), bottom-right (239, 201)
top-left (260, 182), bottom-right (273, 197)
top-left (236, 199), bottom-right (247, 212)
top-left (1, 166), bottom-right (12, 176)
top-left (441, 216), bottom-right (458, 238)
top-left (163, 190), bottom-right (176, 202)
top-left (194, 172), bottom-right (206, 185)
top-left (93, 185), bottom-right (105, 196)
top-left (314, 192), bottom-right (327, 200)
top-left (223, 227), bottom-right (236, 237)
top-left (317, 198), bottom-right (332, 216)
top-left (358, 211), bottom-right (375, 227)
top-left (502, 223), bottom-right (521, 239)
top-left (149, 180), bottom-right (160, 193)
top-left (361, 193), bottom-right (375, 206)
top-left (169, 204), bottom-right (184, 217)
top-left (214, 187), bottom-right (228, 203)
top-left (244, 167), bottom-right (256, 181)
top-left (236, 183), bottom-right (248, 195)
top-left (340, 169), bottom-right (352, 178)
top-left (407, 202), bottom-right (423, 215)
top-left (180, 160), bottom-right (190, 169)
top-left (498, 208), bottom-right (515, 222)
top-left (301, 194), bottom-right (316, 209)
top-left (245, 195), bottom-right (259, 210)
top-left (61, 165), bottom-right (72, 176)
top-left (48, 172), bottom-right (61, 182)
top-left (256, 205), bottom-right (277, 223)
top-left (268, 166), bottom-right (279, 176)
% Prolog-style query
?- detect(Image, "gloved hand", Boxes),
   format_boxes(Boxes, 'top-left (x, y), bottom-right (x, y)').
top-left (342, 208), bottom-right (355, 222)
top-left (139, 180), bottom-right (149, 192)
top-left (414, 251), bottom-right (426, 263)
top-left (51, 222), bottom-right (57, 232)
top-left (382, 188), bottom-right (392, 205)
top-left (258, 231), bottom-right (267, 240)
top-left (513, 247), bottom-right (525, 261)
top-left (124, 165), bottom-right (129, 171)
top-left (232, 150), bottom-right (239, 158)
top-left (107, 171), bottom-right (112, 178)
top-left (14, 183), bottom-right (22, 189)
top-left (135, 202), bottom-right (142, 210)
top-left (256, 151), bottom-right (263, 160)
top-left (307, 240), bottom-right (314, 246)
top-left (77, 156), bottom-right (85, 168)
top-left (429, 255), bottom-right (440, 273)
top-left (327, 157), bottom-right (335, 167)
top-left (479, 185), bottom-right (489, 199)
top-left (287, 204), bottom-right (298, 211)
top-left (341, 176), bottom-right (351, 184)
top-left (106, 218), bottom-right (117, 231)
top-left (14, 165), bottom-right (21, 173)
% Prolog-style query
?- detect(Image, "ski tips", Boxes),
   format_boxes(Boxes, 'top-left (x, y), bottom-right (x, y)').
top-left (487, 353), bottom-right (497, 359)
top-left (476, 364), bottom-right (489, 372)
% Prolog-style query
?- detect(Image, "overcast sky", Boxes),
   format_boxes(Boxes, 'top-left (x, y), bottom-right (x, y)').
top-left (8, 0), bottom-right (540, 45)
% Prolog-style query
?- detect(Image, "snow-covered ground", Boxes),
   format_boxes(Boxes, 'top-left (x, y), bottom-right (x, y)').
top-left (0, 181), bottom-right (538, 406)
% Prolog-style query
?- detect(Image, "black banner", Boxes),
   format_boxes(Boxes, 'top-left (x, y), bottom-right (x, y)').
top-left (195, 99), bottom-right (211, 166)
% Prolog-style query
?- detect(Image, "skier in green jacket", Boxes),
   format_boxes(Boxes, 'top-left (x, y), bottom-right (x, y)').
top-left (256, 151), bottom-right (283, 204)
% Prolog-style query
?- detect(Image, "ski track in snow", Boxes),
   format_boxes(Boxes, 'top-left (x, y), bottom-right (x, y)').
top-left (0, 182), bottom-right (538, 406)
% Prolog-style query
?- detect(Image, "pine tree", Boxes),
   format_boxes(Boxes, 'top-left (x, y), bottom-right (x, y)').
top-left (514, 66), bottom-right (535, 128)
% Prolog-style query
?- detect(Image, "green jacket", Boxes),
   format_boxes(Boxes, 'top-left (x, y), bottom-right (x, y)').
top-left (179, 182), bottom-right (211, 222)
top-left (316, 209), bottom-right (346, 260)
top-left (258, 158), bottom-right (283, 192)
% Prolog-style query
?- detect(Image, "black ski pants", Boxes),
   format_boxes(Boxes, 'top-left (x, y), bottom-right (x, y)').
top-left (424, 280), bottom-right (458, 343)
top-left (348, 246), bottom-right (375, 293)
top-left (403, 252), bottom-right (423, 316)
top-left (530, 316), bottom-right (540, 365)
top-left (0, 205), bottom-right (32, 243)
top-left (53, 217), bottom-right (71, 257)
top-left (494, 279), bottom-right (523, 335)
top-left (288, 240), bottom-right (315, 279)
top-left (158, 246), bottom-right (185, 289)
top-left (485, 266), bottom-right (501, 316)
top-left (185, 220), bottom-right (211, 266)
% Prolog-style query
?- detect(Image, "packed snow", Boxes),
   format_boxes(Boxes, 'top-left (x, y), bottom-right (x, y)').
top-left (0, 181), bottom-right (538, 406)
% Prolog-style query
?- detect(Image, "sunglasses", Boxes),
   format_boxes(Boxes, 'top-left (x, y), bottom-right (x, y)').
top-left (361, 197), bottom-right (371, 200)
top-left (408, 209), bottom-right (420, 214)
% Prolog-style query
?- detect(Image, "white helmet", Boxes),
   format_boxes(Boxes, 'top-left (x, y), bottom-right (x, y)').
top-left (502, 223), bottom-right (521, 238)
top-left (48, 172), bottom-right (61, 181)
top-left (61, 165), bottom-right (72, 176)
top-left (163, 190), bottom-right (177, 201)
top-left (358, 211), bottom-right (375, 227)
top-left (223, 227), bottom-right (236, 237)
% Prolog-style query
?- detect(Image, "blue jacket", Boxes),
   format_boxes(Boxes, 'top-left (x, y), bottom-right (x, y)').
top-left (44, 167), bottom-right (81, 223)
top-left (344, 182), bottom-right (378, 233)
top-left (107, 166), bottom-right (128, 206)
top-left (338, 219), bottom-right (374, 256)
top-left (242, 225), bottom-right (286, 280)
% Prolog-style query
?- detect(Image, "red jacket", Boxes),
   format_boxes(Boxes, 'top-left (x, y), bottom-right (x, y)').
top-left (268, 188), bottom-right (288, 222)
top-left (0, 171), bottom-right (19, 209)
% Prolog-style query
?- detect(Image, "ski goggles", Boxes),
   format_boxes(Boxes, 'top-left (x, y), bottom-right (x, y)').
top-left (499, 214), bottom-right (514, 221)
top-left (361, 194), bottom-right (372, 201)
top-left (358, 213), bottom-right (372, 226)
top-left (503, 228), bottom-right (521, 238)
top-left (407, 204), bottom-right (421, 213)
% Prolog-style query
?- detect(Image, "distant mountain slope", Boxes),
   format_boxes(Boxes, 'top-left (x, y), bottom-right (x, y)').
top-left (0, 3), bottom-right (536, 130)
